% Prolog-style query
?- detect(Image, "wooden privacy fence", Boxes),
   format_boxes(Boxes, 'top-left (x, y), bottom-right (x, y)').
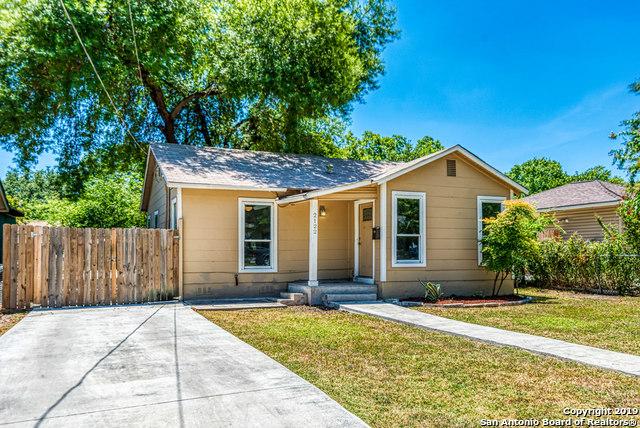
top-left (2, 225), bottom-right (179, 310)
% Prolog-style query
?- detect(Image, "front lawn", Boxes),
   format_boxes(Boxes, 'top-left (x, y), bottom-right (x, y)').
top-left (417, 287), bottom-right (640, 355)
top-left (199, 307), bottom-right (640, 428)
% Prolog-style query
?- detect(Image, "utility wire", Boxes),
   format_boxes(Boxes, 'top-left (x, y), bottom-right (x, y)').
top-left (126, 0), bottom-right (144, 87)
top-left (58, 0), bottom-right (145, 154)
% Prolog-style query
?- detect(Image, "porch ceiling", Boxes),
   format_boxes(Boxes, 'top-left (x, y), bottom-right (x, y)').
top-left (277, 183), bottom-right (377, 205)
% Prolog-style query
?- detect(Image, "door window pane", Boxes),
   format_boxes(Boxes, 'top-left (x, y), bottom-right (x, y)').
top-left (362, 207), bottom-right (373, 221)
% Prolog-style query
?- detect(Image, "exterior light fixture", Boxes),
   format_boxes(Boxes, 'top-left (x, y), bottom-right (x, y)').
top-left (319, 205), bottom-right (327, 217)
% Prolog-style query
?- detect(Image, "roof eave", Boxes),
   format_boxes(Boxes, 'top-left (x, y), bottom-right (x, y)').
top-left (276, 179), bottom-right (374, 205)
top-left (537, 200), bottom-right (621, 212)
top-left (169, 182), bottom-right (288, 192)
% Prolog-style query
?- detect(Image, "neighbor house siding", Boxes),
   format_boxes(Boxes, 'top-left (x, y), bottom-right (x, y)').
top-left (549, 206), bottom-right (621, 241)
top-left (0, 212), bottom-right (17, 261)
top-left (181, 188), bottom-right (353, 299)
top-left (378, 154), bottom-right (515, 298)
top-left (147, 167), bottom-right (169, 228)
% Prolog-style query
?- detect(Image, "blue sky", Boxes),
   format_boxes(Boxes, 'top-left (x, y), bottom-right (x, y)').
top-left (1, 0), bottom-right (640, 178)
top-left (350, 0), bottom-right (640, 177)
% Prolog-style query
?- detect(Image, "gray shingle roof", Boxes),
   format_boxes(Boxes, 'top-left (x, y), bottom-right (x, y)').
top-left (522, 180), bottom-right (625, 210)
top-left (151, 143), bottom-right (402, 191)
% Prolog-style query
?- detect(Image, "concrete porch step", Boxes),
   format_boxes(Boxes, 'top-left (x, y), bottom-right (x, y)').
top-left (288, 283), bottom-right (376, 295)
top-left (287, 281), bottom-right (378, 306)
top-left (277, 292), bottom-right (307, 306)
top-left (323, 293), bottom-right (378, 303)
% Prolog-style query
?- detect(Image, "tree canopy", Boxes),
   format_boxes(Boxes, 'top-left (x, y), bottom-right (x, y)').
top-left (0, 0), bottom-right (398, 176)
top-left (507, 157), bottom-right (624, 194)
top-left (342, 132), bottom-right (444, 161)
top-left (611, 79), bottom-right (640, 183)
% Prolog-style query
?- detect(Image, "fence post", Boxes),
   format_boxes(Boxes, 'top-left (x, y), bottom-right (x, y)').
top-left (2, 224), bottom-right (11, 309)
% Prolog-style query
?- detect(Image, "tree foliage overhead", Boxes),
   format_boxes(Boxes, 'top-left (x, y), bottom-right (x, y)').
top-left (342, 132), bottom-right (444, 161)
top-left (611, 79), bottom-right (640, 183)
top-left (0, 0), bottom-right (398, 172)
top-left (507, 157), bottom-right (624, 195)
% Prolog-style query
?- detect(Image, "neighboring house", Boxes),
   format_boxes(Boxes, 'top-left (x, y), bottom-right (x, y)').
top-left (0, 179), bottom-right (24, 262)
top-left (141, 143), bottom-right (526, 302)
top-left (522, 180), bottom-right (625, 241)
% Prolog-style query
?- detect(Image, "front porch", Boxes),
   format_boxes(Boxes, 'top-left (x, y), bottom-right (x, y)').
top-left (277, 183), bottom-right (383, 290)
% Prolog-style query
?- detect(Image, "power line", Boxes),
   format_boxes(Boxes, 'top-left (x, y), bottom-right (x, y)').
top-left (126, 0), bottom-right (143, 87)
top-left (58, 0), bottom-right (145, 154)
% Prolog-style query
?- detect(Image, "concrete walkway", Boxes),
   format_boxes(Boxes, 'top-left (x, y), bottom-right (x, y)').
top-left (0, 303), bottom-right (366, 427)
top-left (338, 302), bottom-right (640, 377)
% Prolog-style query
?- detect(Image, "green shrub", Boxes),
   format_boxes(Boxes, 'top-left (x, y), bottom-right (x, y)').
top-left (529, 234), bottom-right (640, 295)
top-left (619, 185), bottom-right (640, 253)
top-left (481, 200), bottom-right (556, 296)
top-left (419, 280), bottom-right (443, 303)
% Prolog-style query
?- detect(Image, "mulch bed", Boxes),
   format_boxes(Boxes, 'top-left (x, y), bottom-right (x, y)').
top-left (399, 295), bottom-right (532, 308)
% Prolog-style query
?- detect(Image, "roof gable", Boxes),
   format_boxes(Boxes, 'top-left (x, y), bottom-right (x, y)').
top-left (522, 180), bottom-right (625, 211)
top-left (371, 145), bottom-right (527, 193)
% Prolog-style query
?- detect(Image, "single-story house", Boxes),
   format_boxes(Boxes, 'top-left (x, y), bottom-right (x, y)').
top-left (0, 179), bottom-right (23, 261)
top-left (141, 143), bottom-right (527, 303)
top-left (522, 180), bottom-right (625, 241)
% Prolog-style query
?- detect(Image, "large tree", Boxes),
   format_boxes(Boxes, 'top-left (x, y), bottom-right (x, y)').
top-left (507, 158), bottom-right (568, 194)
top-left (507, 158), bottom-right (624, 194)
top-left (0, 0), bottom-right (398, 173)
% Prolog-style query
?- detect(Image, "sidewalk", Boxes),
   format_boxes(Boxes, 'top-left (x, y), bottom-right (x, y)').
top-left (337, 302), bottom-right (640, 377)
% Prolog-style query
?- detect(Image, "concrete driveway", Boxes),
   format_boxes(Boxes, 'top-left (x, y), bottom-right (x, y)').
top-left (0, 303), bottom-right (365, 427)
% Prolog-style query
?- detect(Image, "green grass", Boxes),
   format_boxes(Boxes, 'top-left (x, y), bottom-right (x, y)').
top-left (0, 312), bottom-right (26, 336)
top-left (199, 307), bottom-right (640, 428)
top-left (417, 287), bottom-right (640, 355)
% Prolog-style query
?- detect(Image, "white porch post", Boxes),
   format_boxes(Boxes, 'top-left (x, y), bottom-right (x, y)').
top-left (379, 183), bottom-right (387, 282)
top-left (308, 199), bottom-right (319, 286)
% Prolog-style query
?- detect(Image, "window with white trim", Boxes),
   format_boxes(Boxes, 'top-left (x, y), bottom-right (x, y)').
top-left (392, 191), bottom-right (426, 267)
top-left (170, 197), bottom-right (177, 229)
top-left (239, 199), bottom-right (277, 272)
top-left (477, 196), bottom-right (505, 264)
top-left (153, 210), bottom-right (159, 228)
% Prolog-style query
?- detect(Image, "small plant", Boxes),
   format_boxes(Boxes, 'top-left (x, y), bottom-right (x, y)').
top-left (419, 280), bottom-right (443, 303)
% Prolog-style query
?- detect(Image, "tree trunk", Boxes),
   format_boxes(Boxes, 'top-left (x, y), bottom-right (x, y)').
top-left (160, 120), bottom-right (178, 144)
top-left (194, 101), bottom-right (212, 146)
top-left (495, 272), bottom-right (508, 296)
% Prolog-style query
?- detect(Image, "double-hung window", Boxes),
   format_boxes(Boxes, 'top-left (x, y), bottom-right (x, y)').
top-left (392, 191), bottom-right (426, 267)
top-left (239, 199), bottom-right (277, 272)
top-left (477, 196), bottom-right (505, 264)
